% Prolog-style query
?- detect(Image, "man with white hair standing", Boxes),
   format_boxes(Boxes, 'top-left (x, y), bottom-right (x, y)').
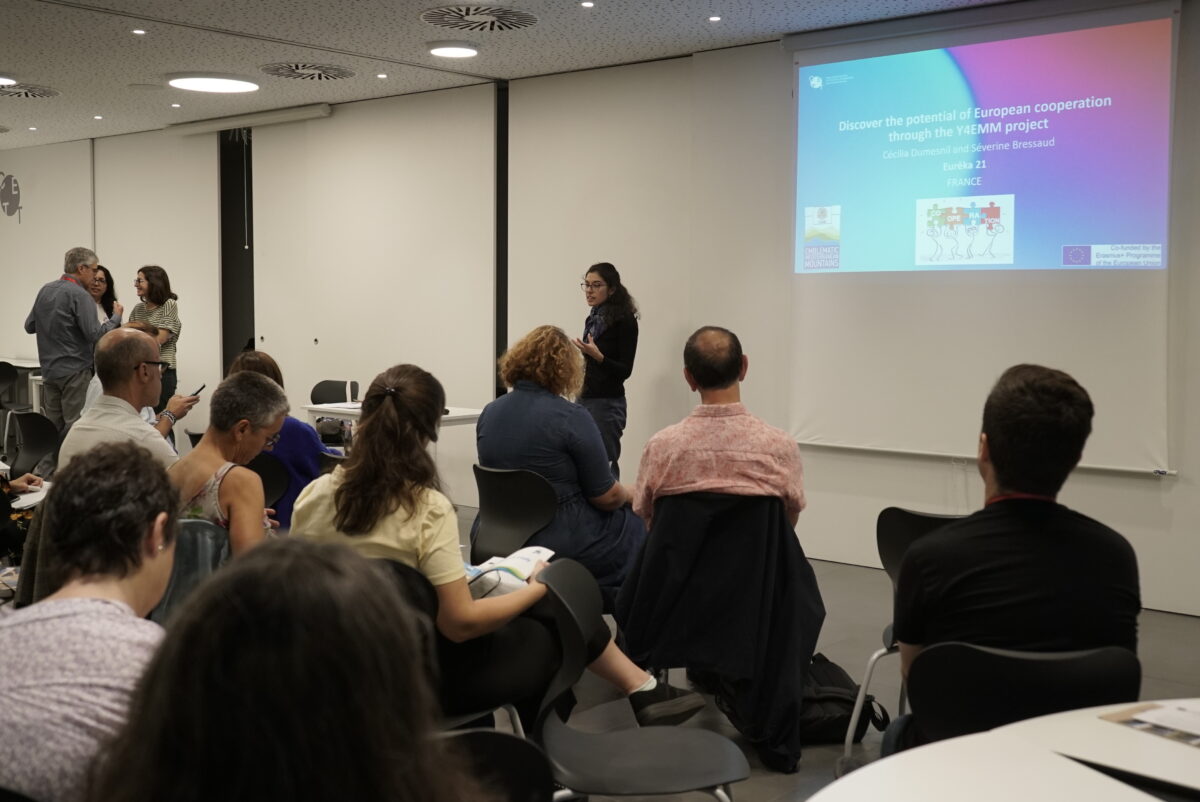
top-left (24, 246), bottom-right (124, 430)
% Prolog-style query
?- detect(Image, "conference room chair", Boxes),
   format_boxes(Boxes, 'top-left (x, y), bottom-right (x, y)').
top-left (309, 379), bottom-right (359, 448)
top-left (9, 412), bottom-right (57, 478)
top-left (148, 519), bottom-right (231, 625)
top-left (470, 465), bottom-right (556, 565)
top-left (905, 642), bottom-right (1142, 744)
top-left (375, 558), bottom-right (526, 737)
top-left (442, 729), bottom-right (555, 802)
top-left (615, 493), bottom-right (825, 773)
top-left (245, 452), bottom-right (289, 509)
top-left (186, 430), bottom-right (202, 449)
top-left (0, 784), bottom-right (39, 802)
top-left (536, 558), bottom-right (751, 801)
top-left (837, 506), bottom-right (963, 776)
top-left (316, 450), bottom-right (346, 475)
top-left (0, 361), bottom-right (33, 462)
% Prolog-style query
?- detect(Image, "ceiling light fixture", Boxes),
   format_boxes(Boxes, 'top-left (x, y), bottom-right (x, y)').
top-left (171, 103), bottom-right (181, 108)
top-left (28, 126), bottom-right (36, 131)
top-left (709, 15), bottom-right (721, 22)
top-left (132, 29), bottom-right (146, 35)
top-left (581, 1), bottom-right (594, 6)
top-left (93, 115), bottom-right (103, 120)
top-left (167, 73), bottom-right (259, 93)
top-left (377, 73), bottom-right (388, 79)
top-left (0, 76), bottom-right (16, 87)
top-left (428, 41), bottom-right (478, 58)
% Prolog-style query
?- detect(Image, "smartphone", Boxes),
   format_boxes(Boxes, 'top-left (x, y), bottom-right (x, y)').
top-left (190, 384), bottom-right (206, 396)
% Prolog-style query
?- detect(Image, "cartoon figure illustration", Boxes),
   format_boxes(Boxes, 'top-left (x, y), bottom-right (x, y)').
top-left (963, 225), bottom-right (979, 259)
top-left (925, 227), bottom-right (943, 261)
top-left (942, 224), bottom-right (960, 261)
top-left (982, 222), bottom-right (1005, 258)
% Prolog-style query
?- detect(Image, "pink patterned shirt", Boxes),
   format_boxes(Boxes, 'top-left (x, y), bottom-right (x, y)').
top-left (633, 402), bottom-right (806, 530)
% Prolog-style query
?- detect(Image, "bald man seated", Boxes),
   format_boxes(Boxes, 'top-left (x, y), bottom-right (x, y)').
top-left (632, 326), bottom-right (806, 530)
top-left (58, 328), bottom-right (181, 471)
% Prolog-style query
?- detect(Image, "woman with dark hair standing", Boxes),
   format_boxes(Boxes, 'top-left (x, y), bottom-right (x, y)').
top-left (573, 262), bottom-right (639, 479)
top-left (86, 539), bottom-right (484, 802)
top-left (129, 265), bottom-right (181, 413)
top-left (87, 265), bottom-right (118, 324)
top-left (293, 364), bottom-right (703, 729)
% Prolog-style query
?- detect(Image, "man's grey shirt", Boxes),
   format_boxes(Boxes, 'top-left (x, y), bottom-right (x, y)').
top-left (24, 276), bottom-right (120, 380)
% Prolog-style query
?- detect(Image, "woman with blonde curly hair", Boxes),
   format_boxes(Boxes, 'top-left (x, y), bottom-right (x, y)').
top-left (475, 325), bottom-right (645, 609)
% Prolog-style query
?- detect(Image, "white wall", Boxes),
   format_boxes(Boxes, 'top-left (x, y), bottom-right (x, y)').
top-left (0, 140), bottom-right (94, 360)
top-left (509, 19), bottom-right (1200, 614)
top-left (93, 130), bottom-right (222, 442)
top-left (253, 85), bottom-right (496, 504)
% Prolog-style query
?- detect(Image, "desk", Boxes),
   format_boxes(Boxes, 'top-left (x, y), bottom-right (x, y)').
top-left (812, 700), bottom-right (1200, 801)
top-left (302, 404), bottom-right (482, 507)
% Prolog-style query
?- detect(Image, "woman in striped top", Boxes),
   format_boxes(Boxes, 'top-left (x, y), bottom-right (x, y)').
top-left (130, 265), bottom-right (182, 413)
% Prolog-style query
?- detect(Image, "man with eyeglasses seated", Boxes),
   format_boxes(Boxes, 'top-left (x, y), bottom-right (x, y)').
top-left (58, 328), bottom-right (180, 471)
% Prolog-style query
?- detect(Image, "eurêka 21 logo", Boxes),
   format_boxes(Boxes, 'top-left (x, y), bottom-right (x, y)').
top-left (0, 172), bottom-right (21, 223)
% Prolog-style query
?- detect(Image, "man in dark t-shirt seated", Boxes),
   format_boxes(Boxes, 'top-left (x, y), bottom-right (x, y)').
top-left (887, 364), bottom-right (1141, 751)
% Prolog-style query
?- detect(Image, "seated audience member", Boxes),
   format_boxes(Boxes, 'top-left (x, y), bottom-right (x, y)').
top-left (1, 472), bottom-right (42, 561)
top-left (0, 443), bottom-right (177, 802)
top-left (87, 539), bottom-right (483, 802)
top-left (887, 364), bottom-right (1141, 752)
top-left (292, 364), bottom-right (703, 728)
top-left (80, 321), bottom-right (198, 439)
top-left (58, 328), bottom-right (181, 470)
top-left (474, 325), bottom-right (645, 607)
top-left (169, 372), bottom-right (288, 555)
top-left (225, 350), bottom-right (340, 530)
top-left (632, 326), bottom-right (805, 530)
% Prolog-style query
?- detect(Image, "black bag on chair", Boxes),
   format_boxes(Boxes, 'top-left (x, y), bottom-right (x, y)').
top-left (798, 653), bottom-right (890, 744)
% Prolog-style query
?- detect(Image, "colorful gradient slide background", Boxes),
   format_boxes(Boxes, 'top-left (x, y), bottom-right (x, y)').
top-left (794, 18), bottom-right (1172, 273)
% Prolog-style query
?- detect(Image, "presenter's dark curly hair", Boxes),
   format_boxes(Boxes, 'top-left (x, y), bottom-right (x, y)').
top-left (585, 262), bottom-right (640, 323)
top-left (334, 364), bottom-right (445, 534)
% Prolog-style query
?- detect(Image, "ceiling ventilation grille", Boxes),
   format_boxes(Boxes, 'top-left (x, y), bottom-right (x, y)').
top-left (260, 63), bottom-right (356, 80)
top-left (420, 5), bottom-right (538, 31)
top-left (0, 84), bottom-right (60, 98)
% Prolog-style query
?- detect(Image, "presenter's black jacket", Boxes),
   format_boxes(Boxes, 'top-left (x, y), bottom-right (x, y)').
top-left (582, 314), bottom-right (638, 399)
top-left (616, 492), bottom-right (826, 773)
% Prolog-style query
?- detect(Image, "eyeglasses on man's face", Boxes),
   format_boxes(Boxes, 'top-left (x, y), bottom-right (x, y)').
top-left (580, 281), bottom-right (607, 291)
top-left (264, 431), bottom-right (282, 449)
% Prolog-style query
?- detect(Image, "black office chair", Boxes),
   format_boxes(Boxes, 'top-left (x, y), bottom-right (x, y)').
top-left (317, 450), bottom-right (346, 475)
top-left (148, 519), bottom-right (231, 625)
top-left (375, 559), bottom-right (526, 737)
top-left (535, 559), bottom-right (751, 801)
top-left (838, 506), bottom-right (962, 775)
top-left (10, 412), bottom-right (58, 477)
top-left (0, 784), bottom-right (39, 802)
top-left (0, 361), bottom-right (33, 461)
top-left (470, 465), bottom-right (556, 564)
top-left (185, 430), bottom-right (203, 449)
top-left (246, 452), bottom-right (289, 508)
top-left (443, 729), bottom-right (555, 802)
top-left (309, 380), bottom-right (359, 404)
top-left (906, 642), bottom-right (1141, 743)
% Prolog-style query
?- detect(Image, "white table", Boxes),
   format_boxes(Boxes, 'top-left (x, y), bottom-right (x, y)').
top-left (812, 700), bottom-right (1200, 801)
top-left (303, 404), bottom-right (482, 507)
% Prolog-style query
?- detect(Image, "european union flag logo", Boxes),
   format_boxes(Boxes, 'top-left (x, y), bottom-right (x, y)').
top-left (1062, 246), bottom-right (1092, 266)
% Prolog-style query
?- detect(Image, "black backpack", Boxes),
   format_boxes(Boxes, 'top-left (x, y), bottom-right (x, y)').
top-left (797, 653), bottom-right (890, 744)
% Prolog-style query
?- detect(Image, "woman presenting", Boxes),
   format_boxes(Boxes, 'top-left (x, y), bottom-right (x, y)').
top-left (573, 262), bottom-right (639, 479)
top-left (129, 265), bottom-right (182, 413)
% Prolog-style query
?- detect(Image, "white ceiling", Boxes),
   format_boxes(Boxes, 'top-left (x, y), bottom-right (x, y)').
top-left (0, 0), bottom-right (1012, 151)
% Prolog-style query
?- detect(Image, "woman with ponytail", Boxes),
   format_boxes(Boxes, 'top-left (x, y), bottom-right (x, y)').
top-left (292, 364), bottom-right (704, 729)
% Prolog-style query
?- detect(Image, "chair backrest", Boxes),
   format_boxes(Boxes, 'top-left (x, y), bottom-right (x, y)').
top-left (317, 450), bottom-right (346, 475)
top-left (246, 452), bottom-right (289, 508)
top-left (532, 558), bottom-right (607, 741)
top-left (471, 465), bottom-right (557, 564)
top-left (442, 729), bottom-right (554, 802)
top-left (0, 362), bottom-right (18, 399)
top-left (0, 783), bottom-right (40, 802)
top-left (185, 430), bottom-right (203, 448)
top-left (309, 379), bottom-right (359, 405)
top-left (148, 519), bottom-right (231, 625)
top-left (907, 642), bottom-right (1141, 743)
top-left (373, 559), bottom-right (441, 688)
top-left (11, 411), bottom-right (58, 476)
top-left (876, 506), bottom-right (963, 588)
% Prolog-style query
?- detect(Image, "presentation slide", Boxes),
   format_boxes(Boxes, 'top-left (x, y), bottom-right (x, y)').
top-left (795, 19), bottom-right (1172, 273)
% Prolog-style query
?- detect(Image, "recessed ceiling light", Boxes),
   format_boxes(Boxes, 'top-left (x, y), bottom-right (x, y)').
top-left (428, 41), bottom-right (478, 58)
top-left (167, 74), bottom-right (259, 93)
top-left (28, 127), bottom-right (36, 131)
top-left (171, 103), bottom-right (181, 108)
top-left (132, 29), bottom-right (146, 35)
top-left (93, 115), bottom-right (103, 120)
top-left (709, 15), bottom-right (721, 22)
top-left (377, 73), bottom-right (388, 79)
top-left (0, 76), bottom-right (15, 87)
top-left (581, 1), bottom-right (594, 6)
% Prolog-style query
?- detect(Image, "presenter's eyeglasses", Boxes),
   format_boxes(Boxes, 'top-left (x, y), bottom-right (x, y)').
top-left (580, 281), bottom-right (607, 290)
